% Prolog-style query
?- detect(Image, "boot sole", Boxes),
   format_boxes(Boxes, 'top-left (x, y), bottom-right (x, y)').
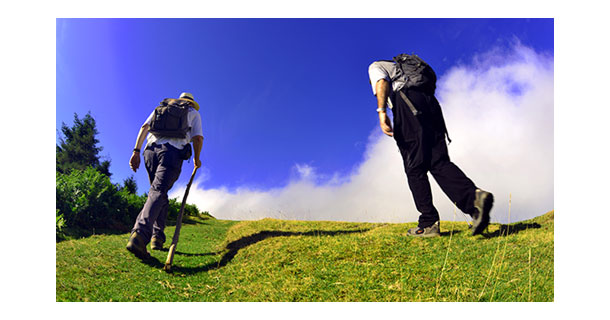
top-left (472, 192), bottom-right (494, 235)
top-left (406, 229), bottom-right (441, 238)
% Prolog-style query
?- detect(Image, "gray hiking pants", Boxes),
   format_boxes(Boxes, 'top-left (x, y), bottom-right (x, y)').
top-left (131, 143), bottom-right (184, 243)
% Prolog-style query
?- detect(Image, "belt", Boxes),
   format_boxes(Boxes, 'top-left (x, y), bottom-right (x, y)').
top-left (147, 142), bottom-right (184, 151)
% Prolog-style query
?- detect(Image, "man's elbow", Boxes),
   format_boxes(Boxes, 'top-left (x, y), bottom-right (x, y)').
top-left (192, 135), bottom-right (204, 143)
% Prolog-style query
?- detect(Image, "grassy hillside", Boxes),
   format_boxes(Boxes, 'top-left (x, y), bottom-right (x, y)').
top-left (56, 211), bottom-right (554, 302)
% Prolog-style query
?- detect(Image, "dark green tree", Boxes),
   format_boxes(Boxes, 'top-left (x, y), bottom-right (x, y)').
top-left (56, 112), bottom-right (111, 177)
top-left (121, 176), bottom-right (138, 194)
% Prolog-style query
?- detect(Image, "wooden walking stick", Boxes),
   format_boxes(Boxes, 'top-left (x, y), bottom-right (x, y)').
top-left (163, 167), bottom-right (198, 272)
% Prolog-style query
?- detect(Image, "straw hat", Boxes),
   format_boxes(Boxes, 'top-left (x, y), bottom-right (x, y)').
top-left (178, 92), bottom-right (200, 111)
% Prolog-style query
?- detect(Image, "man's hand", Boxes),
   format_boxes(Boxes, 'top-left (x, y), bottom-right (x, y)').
top-left (379, 111), bottom-right (393, 137)
top-left (194, 158), bottom-right (202, 169)
top-left (130, 124), bottom-right (149, 173)
top-left (129, 152), bottom-right (140, 172)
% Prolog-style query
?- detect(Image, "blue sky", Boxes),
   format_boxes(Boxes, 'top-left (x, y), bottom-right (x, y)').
top-left (57, 18), bottom-right (553, 196)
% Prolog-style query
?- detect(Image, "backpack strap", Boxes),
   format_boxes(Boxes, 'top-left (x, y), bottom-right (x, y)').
top-left (399, 90), bottom-right (452, 143)
top-left (398, 90), bottom-right (421, 116)
top-left (437, 107), bottom-right (452, 144)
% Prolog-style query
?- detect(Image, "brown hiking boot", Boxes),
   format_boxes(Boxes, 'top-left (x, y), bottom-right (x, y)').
top-left (150, 236), bottom-right (164, 250)
top-left (126, 232), bottom-right (150, 259)
top-left (407, 221), bottom-right (441, 238)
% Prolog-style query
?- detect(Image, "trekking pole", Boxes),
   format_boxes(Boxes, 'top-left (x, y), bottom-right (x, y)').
top-left (163, 167), bottom-right (198, 273)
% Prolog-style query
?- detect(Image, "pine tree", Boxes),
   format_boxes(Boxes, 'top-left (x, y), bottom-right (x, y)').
top-left (121, 176), bottom-right (138, 194)
top-left (56, 112), bottom-right (111, 177)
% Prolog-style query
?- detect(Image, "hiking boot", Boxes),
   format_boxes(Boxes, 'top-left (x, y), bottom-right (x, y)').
top-left (472, 189), bottom-right (494, 236)
top-left (126, 232), bottom-right (150, 259)
top-left (150, 236), bottom-right (164, 250)
top-left (407, 221), bottom-right (440, 238)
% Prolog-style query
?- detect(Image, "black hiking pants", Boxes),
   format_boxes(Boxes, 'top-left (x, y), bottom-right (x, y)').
top-left (132, 143), bottom-right (184, 243)
top-left (392, 88), bottom-right (477, 228)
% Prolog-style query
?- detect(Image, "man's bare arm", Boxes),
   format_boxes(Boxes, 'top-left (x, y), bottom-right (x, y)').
top-left (192, 135), bottom-right (203, 169)
top-left (129, 124), bottom-right (150, 172)
top-left (375, 79), bottom-right (393, 137)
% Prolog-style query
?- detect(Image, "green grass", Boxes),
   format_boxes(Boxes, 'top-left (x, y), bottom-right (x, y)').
top-left (56, 211), bottom-right (554, 301)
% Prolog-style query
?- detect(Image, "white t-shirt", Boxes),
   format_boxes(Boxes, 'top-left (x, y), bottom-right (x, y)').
top-left (368, 60), bottom-right (405, 109)
top-left (144, 107), bottom-right (203, 150)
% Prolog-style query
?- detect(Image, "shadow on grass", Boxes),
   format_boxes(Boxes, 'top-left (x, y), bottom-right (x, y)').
top-left (131, 251), bottom-right (220, 270)
top-left (440, 229), bottom-right (467, 237)
top-left (432, 221), bottom-right (542, 238)
top-left (140, 256), bottom-right (165, 268)
top-left (483, 222), bottom-right (542, 239)
top-left (157, 247), bottom-right (221, 257)
top-left (171, 228), bottom-right (371, 275)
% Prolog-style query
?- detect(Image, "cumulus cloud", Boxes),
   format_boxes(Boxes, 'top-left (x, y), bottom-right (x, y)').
top-left (172, 44), bottom-right (554, 224)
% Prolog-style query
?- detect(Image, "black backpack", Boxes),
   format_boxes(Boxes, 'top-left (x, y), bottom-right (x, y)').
top-left (392, 53), bottom-right (437, 93)
top-left (148, 98), bottom-right (192, 139)
top-left (391, 54), bottom-right (451, 142)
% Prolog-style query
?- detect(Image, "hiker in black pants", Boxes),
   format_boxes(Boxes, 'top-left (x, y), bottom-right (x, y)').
top-left (368, 55), bottom-right (493, 237)
top-left (126, 92), bottom-right (204, 259)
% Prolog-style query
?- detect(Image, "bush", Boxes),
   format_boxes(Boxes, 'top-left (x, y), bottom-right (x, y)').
top-left (56, 166), bottom-right (211, 240)
top-left (167, 199), bottom-right (205, 222)
top-left (116, 188), bottom-right (146, 225)
top-left (56, 167), bottom-right (127, 233)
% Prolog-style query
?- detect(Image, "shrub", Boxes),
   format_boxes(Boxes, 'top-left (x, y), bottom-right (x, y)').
top-left (56, 166), bottom-right (212, 240)
top-left (167, 199), bottom-right (210, 222)
top-left (56, 167), bottom-right (125, 232)
top-left (116, 188), bottom-right (146, 225)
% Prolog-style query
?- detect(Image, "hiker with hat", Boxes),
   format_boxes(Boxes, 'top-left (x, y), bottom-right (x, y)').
top-left (126, 92), bottom-right (204, 259)
top-left (368, 54), bottom-right (494, 237)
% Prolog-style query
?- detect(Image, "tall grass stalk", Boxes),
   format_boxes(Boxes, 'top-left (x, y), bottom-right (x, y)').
top-left (436, 203), bottom-right (457, 298)
top-left (479, 230), bottom-right (501, 300)
top-left (490, 193), bottom-right (512, 301)
top-left (458, 209), bottom-right (472, 228)
top-left (527, 247), bottom-right (532, 301)
top-left (479, 193), bottom-right (512, 300)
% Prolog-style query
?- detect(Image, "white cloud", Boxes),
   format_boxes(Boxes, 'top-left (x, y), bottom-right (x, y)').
top-left (294, 164), bottom-right (316, 181)
top-left (172, 44), bottom-right (554, 224)
top-left (435, 44), bottom-right (554, 223)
